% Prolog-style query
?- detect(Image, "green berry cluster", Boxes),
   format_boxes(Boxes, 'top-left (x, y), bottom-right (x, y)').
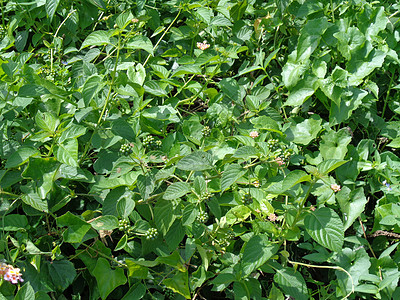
top-left (241, 193), bottom-right (253, 205)
top-left (267, 139), bottom-right (279, 151)
top-left (155, 140), bottom-right (162, 147)
top-left (142, 135), bottom-right (154, 147)
top-left (200, 192), bottom-right (212, 201)
top-left (118, 219), bottom-right (133, 234)
top-left (120, 143), bottom-right (133, 155)
top-left (145, 228), bottom-right (158, 240)
top-left (197, 211), bottom-right (208, 223)
top-left (163, 287), bottom-right (175, 299)
top-left (201, 126), bottom-right (211, 136)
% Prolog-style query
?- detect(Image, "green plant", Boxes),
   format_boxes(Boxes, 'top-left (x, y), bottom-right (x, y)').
top-left (1, 0), bottom-right (400, 299)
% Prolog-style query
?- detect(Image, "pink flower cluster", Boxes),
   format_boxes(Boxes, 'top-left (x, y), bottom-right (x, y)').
top-left (0, 262), bottom-right (23, 284)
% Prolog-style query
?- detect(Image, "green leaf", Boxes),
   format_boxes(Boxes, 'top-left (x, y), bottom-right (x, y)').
top-left (116, 11), bottom-right (134, 29)
top-left (163, 271), bottom-right (191, 299)
top-left (15, 282), bottom-right (35, 300)
top-left (242, 234), bottom-right (279, 276)
top-left (92, 258), bottom-right (127, 300)
top-left (5, 147), bottom-right (40, 168)
top-left (59, 124), bottom-right (87, 143)
top-left (121, 283), bottom-right (146, 300)
top-left (90, 215), bottom-right (119, 230)
top-left (337, 187), bottom-right (368, 231)
top-left (155, 199), bottom-right (176, 235)
top-left (127, 63), bottom-right (146, 86)
top-left (268, 170), bottom-right (311, 194)
top-left (286, 76), bottom-right (318, 106)
top-left (388, 137), bottom-right (400, 148)
top-left (171, 65), bottom-right (202, 77)
top-left (285, 115), bottom-right (322, 145)
top-left (22, 157), bottom-right (60, 199)
top-left (177, 151), bottom-right (213, 171)
top-left (219, 78), bottom-right (243, 104)
top-left (250, 116), bottom-right (282, 133)
top-left (182, 204), bottom-right (198, 226)
top-left (88, 0), bottom-right (106, 9)
top-left (2, 214), bottom-right (28, 231)
top-left (126, 35), bottom-right (154, 55)
top-left (221, 164), bottom-right (246, 192)
top-left (274, 267), bottom-right (308, 300)
top-left (230, 0), bottom-right (248, 22)
top-left (305, 207), bottom-right (344, 252)
top-left (193, 176), bottom-right (206, 196)
top-left (111, 118), bottom-right (136, 141)
top-left (58, 165), bottom-right (94, 182)
top-left (233, 146), bottom-right (259, 158)
top-left (143, 81), bottom-right (168, 97)
top-left (57, 212), bottom-right (91, 243)
top-left (164, 182), bottom-right (191, 200)
top-left (82, 75), bottom-right (103, 107)
top-left (45, 0), bottom-right (60, 21)
top-left (115, 234), bottom-right (128, 251)
top-left (35, 112), bottom-right (59, 133)
top-left (22, 192), bottom-right (48, 213)
top-left (137, 174), bottom-right (155, 200)
top-left (116, 198), bottom-right (135, 219)
top-left (46, 260), bottom-right (76, 291)
top-left (142, 104), bottom-right (179, 122)
top-left (125, 259), bottom-right (152, 278)
top-left (156, 250), bottom-right (185, 272)
top-left (81, 31), bottom-right (111, 49)
top-left (320, 128), bottom-right (352, 160)
top-left (317, 159), bottom-right (348, 175)
top-left (56, 138), bottom-right (78, 167)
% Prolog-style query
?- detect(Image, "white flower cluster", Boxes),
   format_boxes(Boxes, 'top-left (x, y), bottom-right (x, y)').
top-left (0, 262), bottom-right (23, 284)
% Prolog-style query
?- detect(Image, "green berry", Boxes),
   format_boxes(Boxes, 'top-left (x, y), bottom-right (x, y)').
top-left (197, 211), bottom-right (208, 223)
top-left (201, 192), bottom-right (212, 201)
top-left (120, 143), bottom-right (133, 155)
top-left (267, 139), bottom-right (279, 151)
top-left (145, 228), bottom-right (158, 240)
top-left (142, 135), bottom-right (154, 147)
top-left (201, 126), bottom-right (211, 136)
top-left (241, 193), bottom-right (253, 205)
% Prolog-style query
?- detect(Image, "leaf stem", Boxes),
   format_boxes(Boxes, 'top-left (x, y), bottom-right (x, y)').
top-left (143, 9), bottom-right (182, 67)
top-left (287, 259), bottom-right (354, 299)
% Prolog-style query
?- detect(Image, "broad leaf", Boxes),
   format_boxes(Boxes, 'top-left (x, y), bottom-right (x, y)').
top-left (164, 182), bottom-right (191, 200)
top-left (242, 234), bottom-right (279, 276)
top-left (305, 207), bottom-right (344, 252)
top-left (274, 267), bottom-right (308, 300)
top-left (92, 258), bottom-right (127, 299)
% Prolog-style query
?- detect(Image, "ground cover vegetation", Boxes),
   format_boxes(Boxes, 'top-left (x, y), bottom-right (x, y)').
top-left (1, 0), bottom-right (400, 299)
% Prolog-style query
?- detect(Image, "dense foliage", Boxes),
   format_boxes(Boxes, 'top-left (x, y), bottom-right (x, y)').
top-left (1, 0), bottom-right (400, 299)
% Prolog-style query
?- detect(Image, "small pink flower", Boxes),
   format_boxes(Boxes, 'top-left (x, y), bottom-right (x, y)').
top-left (268, 213), bottom-right (277, 222)
top-left (275, 157), bottom-right (285, 166)
top-left (331, 183), bottom-right (341, 192)
top-left (1, 263), bottom-right (23, 284)
top-left (197, 41), bottom-right (210, 50)
top-left (310, 205), bottom-right (316, 211)
top-left (249, 131), bottom-right (259, 138)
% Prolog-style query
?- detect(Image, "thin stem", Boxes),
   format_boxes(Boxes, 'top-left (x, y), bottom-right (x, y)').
top-left (79, 37), bottom-right (122, 165)
top-left (143, 9), bottom-right (182, 67)
top-left (382, 70), bottom-right (395, 117)
top-left (287, 259), bottom-right (354, 299)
